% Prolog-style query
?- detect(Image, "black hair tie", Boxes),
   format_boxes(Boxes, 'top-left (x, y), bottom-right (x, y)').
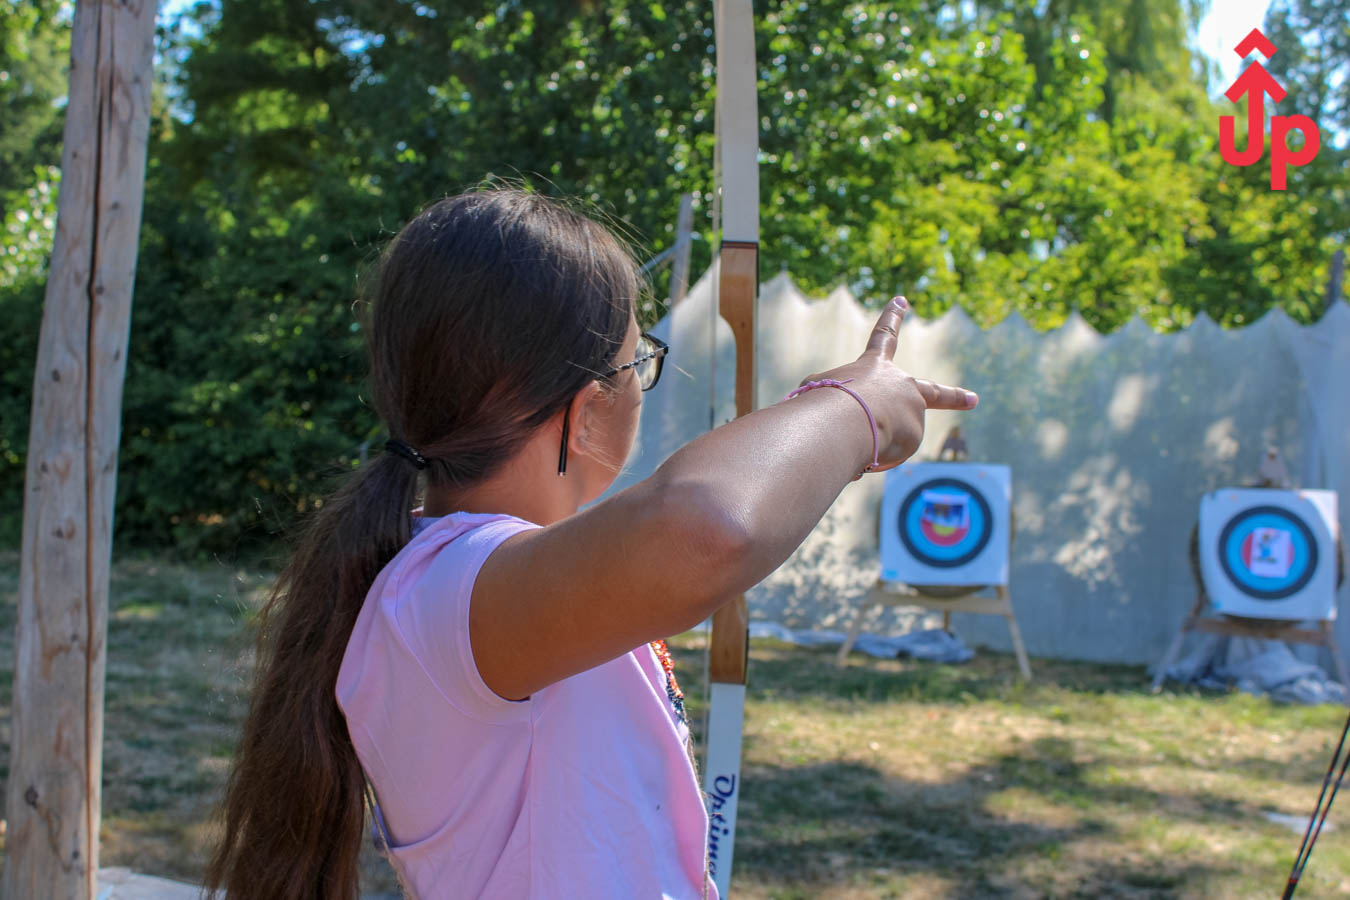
top-left (385, 439), bottom-right (428, 470)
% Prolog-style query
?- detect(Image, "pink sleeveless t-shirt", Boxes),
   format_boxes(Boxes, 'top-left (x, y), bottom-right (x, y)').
top-left (336, 512), bottom-right (715, 899)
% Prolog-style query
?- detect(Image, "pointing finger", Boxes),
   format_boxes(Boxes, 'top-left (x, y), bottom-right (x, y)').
top-left (914, 378), bottom-right (979, 411)
top-left (862, 296), bottom-right (908, 361)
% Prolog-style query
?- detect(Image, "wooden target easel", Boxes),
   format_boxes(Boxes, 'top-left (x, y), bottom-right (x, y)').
top-left (1150, 596), bottom-right (1350, 694)
top-left (1151, 508), bottom-right (1348, 696)
top-left (836, 581), bottom-right (1032, 679)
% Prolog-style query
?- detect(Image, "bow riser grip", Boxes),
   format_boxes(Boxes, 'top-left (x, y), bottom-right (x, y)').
top-left (709, 596), bottom-right (750, 685)
top-left (717, 241), bottom-right (759, 420)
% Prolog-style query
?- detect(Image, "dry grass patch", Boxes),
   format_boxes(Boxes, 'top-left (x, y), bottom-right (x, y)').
top-left (671, 636), bottom-right (1350, 899)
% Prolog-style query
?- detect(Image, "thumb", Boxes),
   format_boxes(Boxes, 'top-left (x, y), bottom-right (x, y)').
top-left (862, 296), bottom-right (908, 362)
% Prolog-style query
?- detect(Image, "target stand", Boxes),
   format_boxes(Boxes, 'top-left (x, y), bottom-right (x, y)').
top-left (837, 463), bottom-right (1032, 679)
top-left (1151, 488), bottom-right (1348, 696)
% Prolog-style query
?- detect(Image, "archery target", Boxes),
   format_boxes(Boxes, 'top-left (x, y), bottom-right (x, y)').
top-left (1199, 489), bottom-right (1338, 620)
top-left (881, 463), bottom-right (1011, 586)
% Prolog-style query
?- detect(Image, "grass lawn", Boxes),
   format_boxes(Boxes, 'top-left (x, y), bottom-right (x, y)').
top-left (1, 552), bottom-right (1348, 898)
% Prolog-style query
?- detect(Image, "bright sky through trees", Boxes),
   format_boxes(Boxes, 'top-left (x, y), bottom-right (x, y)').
top-left (1197, 0), bottom-right (1275, 91)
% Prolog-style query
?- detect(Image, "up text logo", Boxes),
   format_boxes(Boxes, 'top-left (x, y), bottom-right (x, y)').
top-left (1219, 27), bottom-right (1322, 190)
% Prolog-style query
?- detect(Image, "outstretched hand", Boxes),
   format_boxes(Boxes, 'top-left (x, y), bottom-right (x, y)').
top-left (797, 296), bottom-right (977, 475)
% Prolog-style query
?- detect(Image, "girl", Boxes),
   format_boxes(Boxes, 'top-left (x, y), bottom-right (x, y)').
top-left (205, 189), bottom-right (977, 900)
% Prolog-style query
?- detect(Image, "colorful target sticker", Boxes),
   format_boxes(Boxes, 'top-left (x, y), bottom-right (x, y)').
top-left (919, 490), bottom-right (970, 546)
top-left (1246, 527), bottom-right (1292, 579)
top-left (1217, 505), bottom-right (1318, 601)
top-left (899, 478), bottom-right (993, 568)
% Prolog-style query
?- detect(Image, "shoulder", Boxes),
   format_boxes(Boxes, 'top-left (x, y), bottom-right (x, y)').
top-left (407, 511), bottom-right (541, 580)
top-left (401, 511), bottom-right (541, 616)
top-left (343, 511), bottom-right (544, 721)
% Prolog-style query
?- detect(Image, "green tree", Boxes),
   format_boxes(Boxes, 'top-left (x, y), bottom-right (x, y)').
top-left (2, 0), bottom-right (1342, 551)
top-left (0, 2), bottom-right (67, 545)
top-left (1262, 0), bottom-right (1349, 256)
top-left (157, 0), bottom-right (1332, 329)
top-left (1264, 0), bottom-right (1350, 135)
top-left (0, 1), bottom-right (68, 211)
top-left (966, 0), bottom-right (1210, 121)
top-left (0, 0), bottom-right (66, 282)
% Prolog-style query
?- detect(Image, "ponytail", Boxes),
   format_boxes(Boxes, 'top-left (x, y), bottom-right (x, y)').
top-left (206, 187), bottom-right (639, 897)
top-left (204, 453), bottom-right (419, 900)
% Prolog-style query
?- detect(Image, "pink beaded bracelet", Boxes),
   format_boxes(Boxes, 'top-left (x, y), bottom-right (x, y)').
top-left (783, 378), bottom-right (880, 476)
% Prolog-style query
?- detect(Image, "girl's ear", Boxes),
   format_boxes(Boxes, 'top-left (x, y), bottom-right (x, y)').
top-left (570, 380), bottom-right (626, 473)
top-left (569, 381), bottom-right (606, 452)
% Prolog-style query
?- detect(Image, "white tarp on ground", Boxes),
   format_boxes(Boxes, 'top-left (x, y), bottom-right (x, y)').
top-left (1164, 636), bottom-right (1348, 705)
top-left (605, 268), bottom-right (1350, 670)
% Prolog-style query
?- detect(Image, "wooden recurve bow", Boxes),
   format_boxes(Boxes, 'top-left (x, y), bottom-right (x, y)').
top-left (704, 1), bottom-right (758, 896)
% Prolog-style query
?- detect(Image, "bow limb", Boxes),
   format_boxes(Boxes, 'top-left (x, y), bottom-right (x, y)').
top-left (704, 1), bottom-right (758, 896)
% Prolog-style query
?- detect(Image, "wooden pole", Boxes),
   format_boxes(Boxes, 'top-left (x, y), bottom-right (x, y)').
top-left (669, 192), bottom-right (695, 305)
top-left (4, 2), bottom-right (157, 898)
top-left (1326, 247), bottom-right (1345, 314)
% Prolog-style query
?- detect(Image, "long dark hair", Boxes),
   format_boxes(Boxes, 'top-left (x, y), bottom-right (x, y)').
top-left (205, 189), bottom-right (638, 899)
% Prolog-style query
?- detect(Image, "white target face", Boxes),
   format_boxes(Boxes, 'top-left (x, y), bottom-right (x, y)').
top-left (1199, 489), bottom-right (1338, 620)
top-left (880, 463), bottom-right (1011, 586)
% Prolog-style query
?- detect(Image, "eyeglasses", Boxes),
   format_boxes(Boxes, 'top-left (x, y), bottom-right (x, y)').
top-left (558, 332), bottom-right (669, 475)
top-left (603, 332), bottom-right (668, 392)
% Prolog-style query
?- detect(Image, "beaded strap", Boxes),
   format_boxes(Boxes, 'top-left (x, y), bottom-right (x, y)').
top-left (784, 378), bottom-right (880, 476)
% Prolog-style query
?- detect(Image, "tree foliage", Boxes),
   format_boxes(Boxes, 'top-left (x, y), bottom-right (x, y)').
top-left (1264, 0), bottom-right (1350, 137)
top-left (0, 1), bottom-right (68, 211)
top-left (1263, 0), bottom-right (1350, 246)
top-left (0, 0), bottom-right (1343, 551)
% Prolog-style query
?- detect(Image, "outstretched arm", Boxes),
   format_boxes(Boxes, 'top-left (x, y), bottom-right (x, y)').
top-left (472, 298), bottom-right (978, 700)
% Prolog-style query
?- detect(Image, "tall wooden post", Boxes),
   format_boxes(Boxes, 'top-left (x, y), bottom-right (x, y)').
top-left (669, 193), bottom-right (695, 306)
top-left (1326, 247), bottom-right (1345, 313)
top-left (4, 2), bottom-right (157, 898)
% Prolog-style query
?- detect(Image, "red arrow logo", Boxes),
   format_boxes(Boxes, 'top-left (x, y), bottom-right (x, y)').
top-left (1221, 60), bottom-right (1286, 166)
top-left (1225, 61), bottom-right (1287, 105)
top-left (1218, 28), bottom-right (1322, 190)
top-left (1234, 27), bottom-right (1277, 60)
